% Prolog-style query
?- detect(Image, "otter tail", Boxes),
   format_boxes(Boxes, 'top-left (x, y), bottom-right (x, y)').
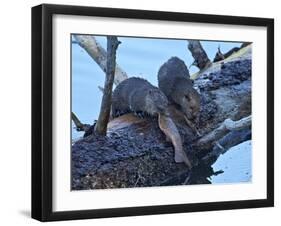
top-left (158, 113), bottom-right (192, 169)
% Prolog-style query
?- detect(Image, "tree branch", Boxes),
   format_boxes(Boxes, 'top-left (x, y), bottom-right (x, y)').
top-left (202, 129), bottom-right (251, 164)
top-left (196, 115), bottom-right (251, 149)
top-left (98, 86), bottom-right (104, 93)
top-left (73, 35), bottom-right (128, 85)
top-left (188, 40), bottom-right (212, 70)
top-left (71, 112), bottom-right (90, 131)
top-left (94, 36), bottom-right (121, 136)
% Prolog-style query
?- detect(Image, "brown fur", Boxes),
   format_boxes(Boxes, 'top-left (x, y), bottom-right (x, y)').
top-left (158, 113), bottom-right (192, 169)
top-left (112, 77), bottom-right (168, 118)
top-left (158, 57), bottom-right (201, 124)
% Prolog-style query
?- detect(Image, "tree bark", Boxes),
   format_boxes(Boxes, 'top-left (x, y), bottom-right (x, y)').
top-left (94, 36), bottom-right (121, 136)
top-left (73, 35), bottom-right (127, 85)
top-left (188, 40), bottom-right (212, 70)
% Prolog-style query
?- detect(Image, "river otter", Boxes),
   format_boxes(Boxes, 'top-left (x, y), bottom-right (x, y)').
top-left (111, 77), bottom-right (169, 118)
top-left (157, 57), bottom-right (201, 124)
top-left (112, 77), bottom-right (192, 168)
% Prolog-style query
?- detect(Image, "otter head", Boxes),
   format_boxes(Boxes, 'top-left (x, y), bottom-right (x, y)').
top-left (145, 89), bottom-right (168, 116)
top-left (172, 82), bottom-right (200, 123)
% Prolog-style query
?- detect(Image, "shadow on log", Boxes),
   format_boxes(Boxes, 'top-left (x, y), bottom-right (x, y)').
top-left (72, 45), bottom-right (252, 190)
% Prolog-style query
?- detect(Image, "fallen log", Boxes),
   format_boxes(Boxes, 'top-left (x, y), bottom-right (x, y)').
top-left (72, 114), bottom-right (196, 189)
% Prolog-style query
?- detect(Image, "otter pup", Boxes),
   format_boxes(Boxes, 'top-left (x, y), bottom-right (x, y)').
top-left (111, 77), bottom-right (168, 118)
top-left (157, 57), bottom-right (200, 124)
top-left (112, 77), bottom-right (192, 168)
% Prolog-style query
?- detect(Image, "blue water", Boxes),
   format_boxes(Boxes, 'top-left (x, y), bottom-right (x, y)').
top-left (72, 35), bottom-right (242, 139)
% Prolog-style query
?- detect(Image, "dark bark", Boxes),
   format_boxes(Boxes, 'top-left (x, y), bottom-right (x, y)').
top-left (94, 36), bottom-right (121, 136)
top-left (240, 42), bottom-right (252, 49)
top-left (188, 40), bottom-right (212, 70)
top-left (213, 46), bottom-right (225, 62)
top-left (213, 46), bottom-right (241, 62)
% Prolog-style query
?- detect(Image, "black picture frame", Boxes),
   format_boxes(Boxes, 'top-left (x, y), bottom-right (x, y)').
top-left (31, 3), bottom-right (274, 222)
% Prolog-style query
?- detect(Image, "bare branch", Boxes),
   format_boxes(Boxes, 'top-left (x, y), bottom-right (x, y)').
top-left (71, 112), bottom-right (90, 131)
top-left (196, 115), bottom-right (251, 147)
top-left (213, 46), bottom-right (240, 62)
top-left (188, 40), bottom-right (212, 70)
top-left (94, 36), bottom-right (121, 136)
top-left (202, 129), bottom-right (251, 164)
top-left (73, 35), bottom-right (128, 85)
top-left (98, 86), bottom-right (104, 93)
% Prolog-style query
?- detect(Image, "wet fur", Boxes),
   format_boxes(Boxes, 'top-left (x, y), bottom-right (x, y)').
top-left (112, 77), bottom-right (168, 118)
top-left (158, 57), bottom-right (200, 122)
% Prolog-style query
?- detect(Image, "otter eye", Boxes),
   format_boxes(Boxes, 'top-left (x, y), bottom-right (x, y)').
top-left (185, 95), bottom-right (190, 101)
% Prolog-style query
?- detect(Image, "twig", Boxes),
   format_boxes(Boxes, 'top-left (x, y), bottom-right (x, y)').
top-left (134, 172), bottom-right (145, 187)
top-left (183, 173), bottom-right (191, 185)
top-left (98, 86), bottom-right (104, 93)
